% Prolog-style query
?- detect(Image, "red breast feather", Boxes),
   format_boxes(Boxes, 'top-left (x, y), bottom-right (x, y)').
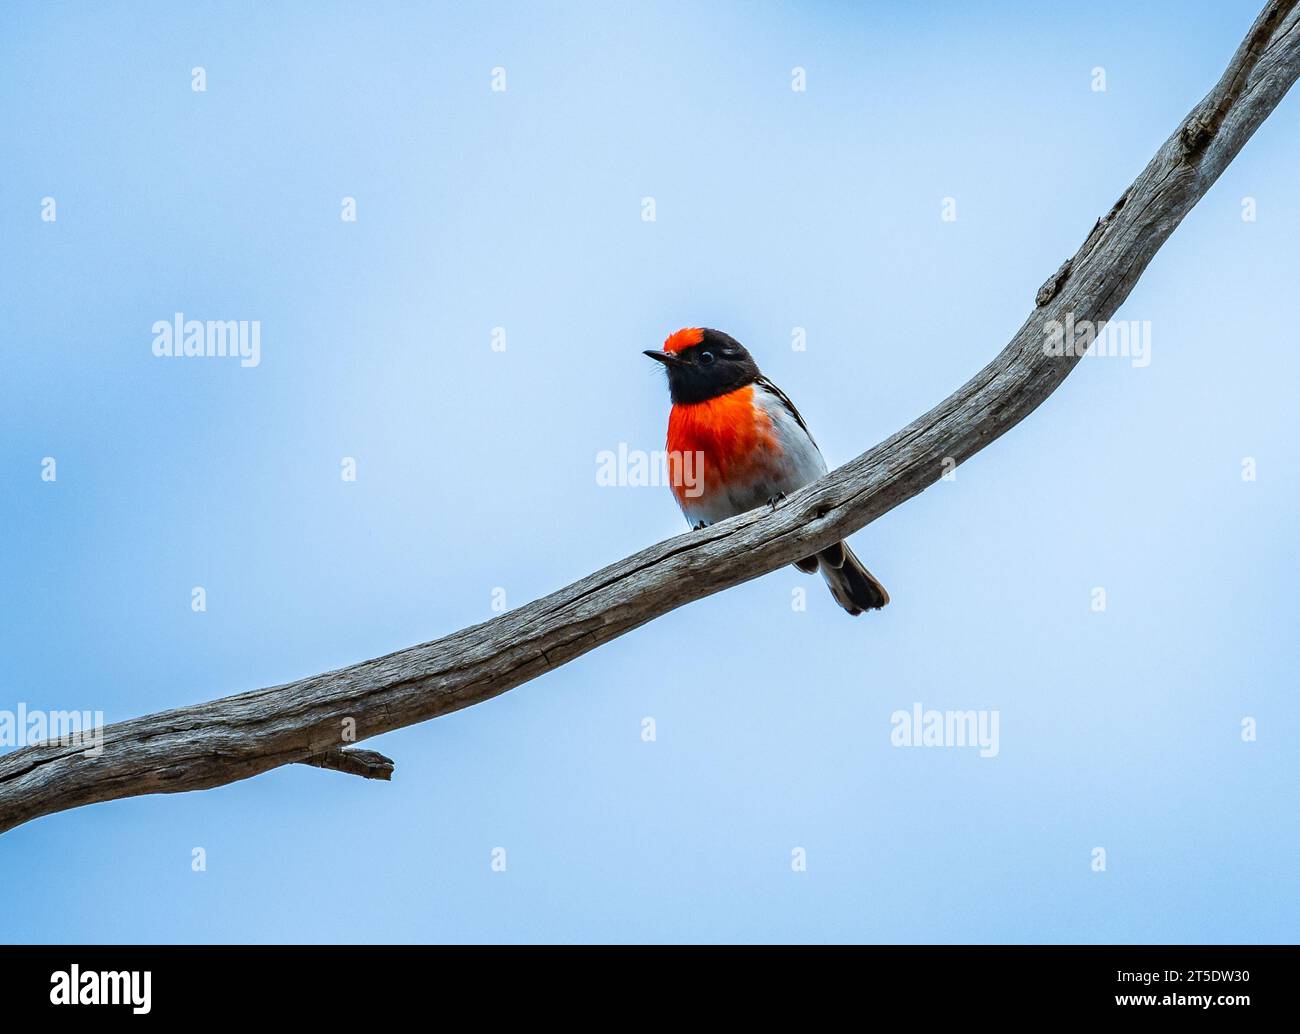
top-left (666, 385), bottom-right (779, 506)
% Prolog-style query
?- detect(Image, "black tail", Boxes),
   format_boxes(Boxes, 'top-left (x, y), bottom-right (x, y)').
top-left (794, 541), bottom-right (889, 616)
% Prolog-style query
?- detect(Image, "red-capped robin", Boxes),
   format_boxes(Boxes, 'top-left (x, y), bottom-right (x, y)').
top-left (645, 327), bottom-right (889, 615)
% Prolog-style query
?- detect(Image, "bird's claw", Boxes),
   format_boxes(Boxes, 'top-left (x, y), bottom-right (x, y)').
top-left (766, 492), bottom-right (787, 512)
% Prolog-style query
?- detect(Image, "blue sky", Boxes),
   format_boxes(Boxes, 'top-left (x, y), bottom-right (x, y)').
top-left (1, 0), bottom-right (1297, 943)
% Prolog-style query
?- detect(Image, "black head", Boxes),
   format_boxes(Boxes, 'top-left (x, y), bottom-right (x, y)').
top-left (644, 328), bottom-right (761, 404)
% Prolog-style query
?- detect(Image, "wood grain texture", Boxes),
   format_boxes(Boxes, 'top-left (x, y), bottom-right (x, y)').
top-left (3, 0), bottom-right (1298, 835)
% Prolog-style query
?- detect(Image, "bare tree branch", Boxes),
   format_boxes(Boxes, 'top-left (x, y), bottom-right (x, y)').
top-left (4, 0), bottom-right (1298, 835)
top-left (297, 747), bottom-right (395, 781)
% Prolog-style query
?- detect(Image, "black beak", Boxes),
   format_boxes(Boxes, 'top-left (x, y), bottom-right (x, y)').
top-left (643, 349), bottom-right (679, 366)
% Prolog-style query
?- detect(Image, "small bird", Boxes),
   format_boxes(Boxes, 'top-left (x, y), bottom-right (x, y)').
top-left (645, 327), bottom-right (889, 615)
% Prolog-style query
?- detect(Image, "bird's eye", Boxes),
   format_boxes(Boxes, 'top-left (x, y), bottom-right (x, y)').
top-left (699, 351), bottom-right (715, 365)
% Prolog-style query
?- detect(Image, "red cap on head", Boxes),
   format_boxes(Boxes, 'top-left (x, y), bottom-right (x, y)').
top-left (663, 327), bottom-right (704, 354)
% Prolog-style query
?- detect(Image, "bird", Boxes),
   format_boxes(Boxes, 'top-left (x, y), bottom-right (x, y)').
top-left (644, 327), bottom-right (889, 615)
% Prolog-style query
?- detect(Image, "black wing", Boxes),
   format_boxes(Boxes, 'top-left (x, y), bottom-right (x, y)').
top-left (754, 376), bottom-right (818, 451)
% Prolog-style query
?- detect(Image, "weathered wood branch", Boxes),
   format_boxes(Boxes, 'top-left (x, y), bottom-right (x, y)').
top-left (298, 747), bottom-right (395, 781)
top-left (3, 1), bottom-right (1298, 835)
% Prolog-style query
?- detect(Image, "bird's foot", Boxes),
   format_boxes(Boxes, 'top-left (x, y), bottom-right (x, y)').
top-left (766, 492), bottom-right (787, 512)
